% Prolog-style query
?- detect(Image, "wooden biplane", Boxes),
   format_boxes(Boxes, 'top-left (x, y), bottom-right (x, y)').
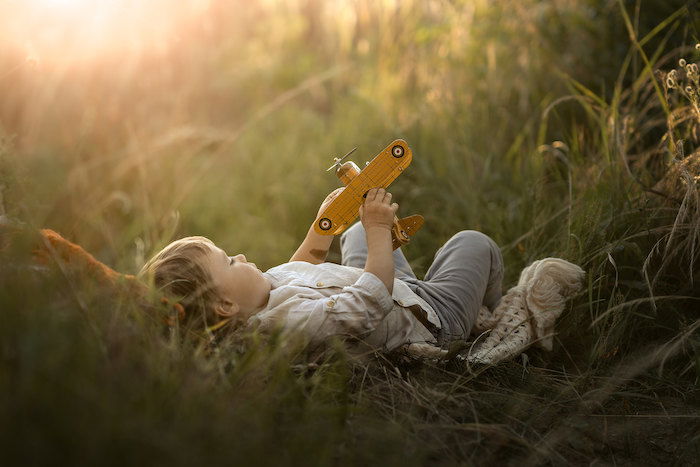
top-left (314, 139), bottom-right (424, 250)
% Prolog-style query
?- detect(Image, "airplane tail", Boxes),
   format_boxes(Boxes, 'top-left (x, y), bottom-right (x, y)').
top-left (391, 214), bottom-right (424, 250)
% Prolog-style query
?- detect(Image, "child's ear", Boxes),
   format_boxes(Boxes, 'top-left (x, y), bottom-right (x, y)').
top-left (214, 299), bottom-right (239, 318)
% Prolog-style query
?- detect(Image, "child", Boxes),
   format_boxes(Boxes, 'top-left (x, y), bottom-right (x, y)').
top-left (140, 187), bottom-right (505, 354)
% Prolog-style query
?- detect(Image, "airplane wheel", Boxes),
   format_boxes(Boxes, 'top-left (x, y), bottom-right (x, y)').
top-left (391, 145), bottom-right (404, 157)
top-left (318, 218), bottom-right (332, 231)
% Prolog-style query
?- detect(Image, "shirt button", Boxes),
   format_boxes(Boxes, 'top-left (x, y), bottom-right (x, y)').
top-left (326, 300), bottom-right (335, 308)
top-left (316, 282), bottom-right (324, 287)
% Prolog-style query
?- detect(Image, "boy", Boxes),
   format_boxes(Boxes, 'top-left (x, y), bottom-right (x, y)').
top-left (140, 187), bottom-right (504, 353)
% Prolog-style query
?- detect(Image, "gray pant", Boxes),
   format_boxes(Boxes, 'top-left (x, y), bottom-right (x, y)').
top-left (340, 223), bottom-right (504, 345)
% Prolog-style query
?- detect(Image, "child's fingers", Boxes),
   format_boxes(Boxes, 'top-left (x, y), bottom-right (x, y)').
top-left (371, 187), bottom-right (392, 202)
top-left (364, 188), bottom-right (375, 202)
top-left (325, 187), bottom-right (343, 202)
top-left (391, 202), bottom-right (399, 213)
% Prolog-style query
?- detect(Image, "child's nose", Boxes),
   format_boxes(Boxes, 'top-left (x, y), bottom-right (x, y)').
top-left (236, 254), bottom-right (247, 262)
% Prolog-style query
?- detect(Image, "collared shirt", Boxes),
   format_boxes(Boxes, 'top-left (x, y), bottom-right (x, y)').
top-left (246, 261), bottom-right (441, 352)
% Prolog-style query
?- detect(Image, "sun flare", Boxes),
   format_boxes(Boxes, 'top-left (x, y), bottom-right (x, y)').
top-left (1, 0), bottom-right (214, 64)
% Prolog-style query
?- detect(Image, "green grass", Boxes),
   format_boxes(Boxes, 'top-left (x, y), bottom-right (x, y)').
top-left (1, 0), bottom-right (699, 464)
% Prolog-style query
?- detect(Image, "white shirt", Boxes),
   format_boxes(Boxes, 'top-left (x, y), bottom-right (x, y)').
top-left (246, 261), bottom-right (441, 352)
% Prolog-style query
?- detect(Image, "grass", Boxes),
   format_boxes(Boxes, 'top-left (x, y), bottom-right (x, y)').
top-left (1, 0), bottom-right (699, 464)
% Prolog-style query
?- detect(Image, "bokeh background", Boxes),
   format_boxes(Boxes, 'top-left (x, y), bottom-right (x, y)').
top-left (1, 0), bottom-right (699, 464)
top-left (0, 0), bottom-right (689, 274)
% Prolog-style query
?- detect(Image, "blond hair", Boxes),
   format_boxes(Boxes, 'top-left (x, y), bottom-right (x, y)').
top-left (139, 236), bottom-right (222, 328)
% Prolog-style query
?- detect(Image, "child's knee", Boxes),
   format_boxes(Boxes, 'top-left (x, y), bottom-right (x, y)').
top-left (343, 221), bottom-right (364, 237)
top-left (451, 230), bottom-right (497, 250)
top-left (453, 230), bottom-right (503, 264)
top-left (340, 221), bottom-right (365, 246)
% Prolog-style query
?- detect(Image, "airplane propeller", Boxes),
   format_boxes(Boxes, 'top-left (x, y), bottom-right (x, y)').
top-left (326, 147), bottom-right (357, 172)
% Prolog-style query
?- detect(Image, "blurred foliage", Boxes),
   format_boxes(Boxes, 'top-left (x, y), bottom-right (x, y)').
top-left (0, 0), bottom-right (694, 273)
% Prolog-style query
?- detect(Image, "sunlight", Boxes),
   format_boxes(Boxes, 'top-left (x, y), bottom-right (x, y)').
top-left (38, 0), bottom-right (93, 7)
top-left (1, 0), bottom-right (214, 64)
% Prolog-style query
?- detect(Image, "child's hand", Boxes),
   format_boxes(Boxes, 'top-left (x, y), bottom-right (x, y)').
top-left (360, 188), bottom-right (398, 231)
top-left (316, 187), bottom-right (345, 219)
top-left (294, 188), bottom-right (345, 263)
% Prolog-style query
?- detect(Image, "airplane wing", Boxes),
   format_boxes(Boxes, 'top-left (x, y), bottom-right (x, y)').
top-left (314, 140), bottom-right (413, 236)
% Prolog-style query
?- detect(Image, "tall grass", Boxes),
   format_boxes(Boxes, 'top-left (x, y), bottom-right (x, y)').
top-left (1, 0), bottom-right (699, 464)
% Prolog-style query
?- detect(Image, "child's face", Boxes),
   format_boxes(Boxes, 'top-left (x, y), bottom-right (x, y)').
top-left (203, 243), bottom-right (271, 316)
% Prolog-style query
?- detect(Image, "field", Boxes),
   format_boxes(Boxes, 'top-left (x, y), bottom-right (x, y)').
top-left (1, 0), bottom-right (699, 464)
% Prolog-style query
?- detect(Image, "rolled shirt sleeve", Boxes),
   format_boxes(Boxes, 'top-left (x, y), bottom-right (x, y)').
top-left (255, 272), bottom-right (395, 347)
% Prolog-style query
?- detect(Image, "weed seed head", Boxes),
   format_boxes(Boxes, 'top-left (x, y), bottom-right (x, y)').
top-left (552, 140), bottom-right (569, 152)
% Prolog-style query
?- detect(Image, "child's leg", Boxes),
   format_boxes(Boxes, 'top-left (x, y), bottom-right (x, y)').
top-left (339, 222), bottom-right (416, 281)
top-left (410, 230), bottom-right (504, 344)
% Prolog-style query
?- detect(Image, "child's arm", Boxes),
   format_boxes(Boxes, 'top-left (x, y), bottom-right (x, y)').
top-left (289, 226), bottom-right (334, 264)
top-left (360, 188), bottom-right (398, 294)
top-left (289, 188), bottom-right (344, 264)
top-left (254, 189), bottom-right (398, 345)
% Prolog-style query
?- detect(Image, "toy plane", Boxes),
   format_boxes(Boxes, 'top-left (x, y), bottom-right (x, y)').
top-left (314, 139), bottom-right (424, 250)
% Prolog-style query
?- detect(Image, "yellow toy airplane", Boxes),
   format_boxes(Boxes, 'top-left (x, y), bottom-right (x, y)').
top-left (314, 139), bottom-right (424, 250)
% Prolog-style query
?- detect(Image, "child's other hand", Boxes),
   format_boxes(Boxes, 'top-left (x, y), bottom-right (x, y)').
top-left (316, 187), bottom-right (345, 219)
top-left (360, 188), bottom-right (398, 231)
